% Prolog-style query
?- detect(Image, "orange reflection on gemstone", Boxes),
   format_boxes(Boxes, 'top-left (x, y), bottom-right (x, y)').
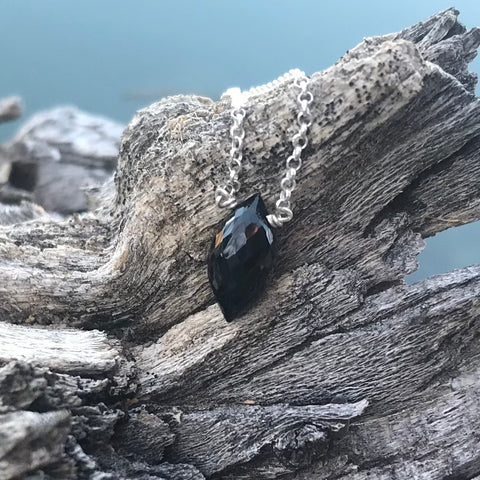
top-left (245, 223), bottom-right (259, 239)
top-left (215, 231), bottom-right (223, 248)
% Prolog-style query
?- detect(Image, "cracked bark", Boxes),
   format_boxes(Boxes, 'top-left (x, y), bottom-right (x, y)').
top-left (0, 7), bottom-right (479, 480)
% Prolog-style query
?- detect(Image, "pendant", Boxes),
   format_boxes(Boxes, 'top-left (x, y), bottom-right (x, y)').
top-left (207, 193), bottom-right (275, 322)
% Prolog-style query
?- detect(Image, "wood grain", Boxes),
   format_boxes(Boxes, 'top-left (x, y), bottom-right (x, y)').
top-left (0, 8), bottom-right (479, 480)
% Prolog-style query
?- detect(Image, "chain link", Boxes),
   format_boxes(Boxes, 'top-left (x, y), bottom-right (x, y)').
top-left (215, 88), bottom-right (246, 208)
top-left (215, 70), bottom-right (313, 228)
top-left (267, 73), bottom-right (313, 227)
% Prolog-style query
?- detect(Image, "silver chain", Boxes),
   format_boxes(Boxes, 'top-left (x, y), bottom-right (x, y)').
top-left (214, 87), bottom-right (246, 209)
top-left (268, 73), bottom-right (313, 227)
top-left (215, 69), bottom-right (313, 228)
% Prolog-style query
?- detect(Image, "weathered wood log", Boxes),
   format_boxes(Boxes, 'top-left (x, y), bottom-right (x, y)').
top-left (0, 7), bottom-right (479, 480)
top-left (0, 106), bottom-right (123, 213)
top-left (0, 97), bottom-right (22, 125)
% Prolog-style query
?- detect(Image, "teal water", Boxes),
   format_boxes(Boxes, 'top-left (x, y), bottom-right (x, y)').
top-left (0, 0), bottom-right (479, 281)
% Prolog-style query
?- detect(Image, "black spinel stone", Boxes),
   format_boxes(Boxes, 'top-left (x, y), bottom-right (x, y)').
top-left (208, 193), bottom-right (275, 322)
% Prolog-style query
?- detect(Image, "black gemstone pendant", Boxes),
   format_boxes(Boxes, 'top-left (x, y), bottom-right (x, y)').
top-left (208, 193), bottom-right (275, 322)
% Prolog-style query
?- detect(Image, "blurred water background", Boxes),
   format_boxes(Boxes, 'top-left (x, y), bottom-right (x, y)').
top-left (0, 0), bottom-right (479, 282)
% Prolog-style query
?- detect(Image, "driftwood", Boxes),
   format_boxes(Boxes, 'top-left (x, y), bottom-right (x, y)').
top-left (0, 106), bottom-right (123, 213)
top-left (0, 97), bottom-right (22, 125)
top-left (0, 7), bottom-right (480, 480)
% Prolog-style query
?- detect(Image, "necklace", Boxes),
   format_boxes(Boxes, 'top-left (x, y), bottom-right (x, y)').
top-left (208, 69), bottom-right (314, 322)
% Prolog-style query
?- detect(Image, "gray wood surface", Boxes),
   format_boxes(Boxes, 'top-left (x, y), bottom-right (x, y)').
top-left (0, 97), bottom-right (22, 125)
top-left (0, 7), bottom-right (479, 480)
top-left (0, 106), bottom-right (123, 213)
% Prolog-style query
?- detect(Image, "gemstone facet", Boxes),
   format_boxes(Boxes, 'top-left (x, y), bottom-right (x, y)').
top-left (208, 193), bottom-right (275, 322)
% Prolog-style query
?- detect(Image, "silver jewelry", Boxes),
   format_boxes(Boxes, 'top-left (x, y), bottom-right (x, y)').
top-left (215, 68), bottom-right (314, 227)
top-left (208, 69), bottom-right (314, 322)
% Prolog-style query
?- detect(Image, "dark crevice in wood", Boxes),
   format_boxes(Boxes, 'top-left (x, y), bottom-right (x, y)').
top-left (362, 134), bottom-right (480, 239)
top-left (364, 280), bottom-right (402, 297)
top-left (442, 457), bottom-right (480, 480)
top-left (9, 161), bottom-right (38, 191)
